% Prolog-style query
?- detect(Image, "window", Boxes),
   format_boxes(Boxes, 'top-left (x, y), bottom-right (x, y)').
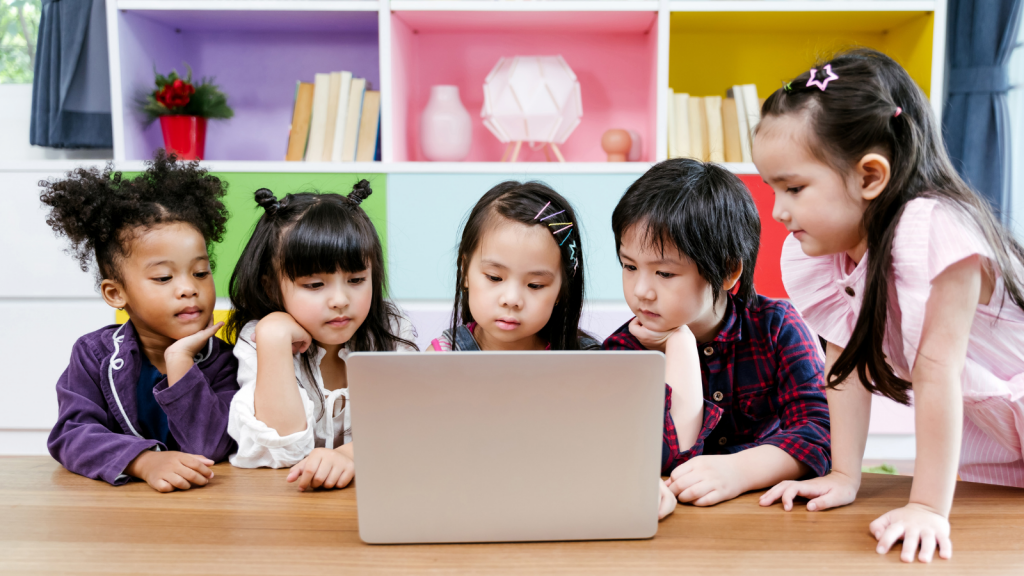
top-left (0, 0), bottom-right (40, 84)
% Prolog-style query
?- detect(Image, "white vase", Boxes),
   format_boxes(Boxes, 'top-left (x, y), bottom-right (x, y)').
top-left (420, 85), bottom-right (472, 161)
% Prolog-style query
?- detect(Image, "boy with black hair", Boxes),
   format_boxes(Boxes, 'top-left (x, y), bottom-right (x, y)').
top-left (604, 158), bottom-right (831, 506)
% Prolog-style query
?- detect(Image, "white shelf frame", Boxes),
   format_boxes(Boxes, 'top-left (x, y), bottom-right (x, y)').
top-left (98, 0), bottom-right (947, 171)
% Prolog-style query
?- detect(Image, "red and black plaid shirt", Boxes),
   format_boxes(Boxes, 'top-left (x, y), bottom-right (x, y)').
top-left (603, 293), bottom-right (831, 476)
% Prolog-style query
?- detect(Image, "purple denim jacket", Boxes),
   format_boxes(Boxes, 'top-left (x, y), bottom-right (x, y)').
top-left (47, 321), bottom-right (239, 485)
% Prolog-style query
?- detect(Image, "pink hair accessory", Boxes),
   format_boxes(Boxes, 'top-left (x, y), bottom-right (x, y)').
top-left (894, 106), bottom-right (902, 118)
top-left (806, 64), bottom-right (839, 91)
top-left (534, 201), bottom-right (551, 220)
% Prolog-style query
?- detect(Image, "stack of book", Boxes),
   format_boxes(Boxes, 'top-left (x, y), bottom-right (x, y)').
top-left (666, 84), bottom-right (763, 164)
top-left (286, 72), bottom-right (381, 162)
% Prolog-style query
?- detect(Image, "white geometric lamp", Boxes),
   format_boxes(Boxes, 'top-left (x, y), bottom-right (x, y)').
top-left (482, 55), bottom-right (583, 162)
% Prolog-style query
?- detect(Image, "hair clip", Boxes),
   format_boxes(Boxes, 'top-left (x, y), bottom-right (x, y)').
top-left (893, 106), bottom-right (902, 118)
top-left (568, 241), bottom-right (579, 277)
top-left (534, 201), bottom-right (551, 220)
top-left (783, 81), bottom-right (793, 93)
top-left (551, 223), bottom-right (573, 235)
top-left (806, 64), bottom-right (838, 91)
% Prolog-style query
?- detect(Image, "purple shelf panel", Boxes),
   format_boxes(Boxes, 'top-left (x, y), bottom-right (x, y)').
top-left (118, 11), bottom-right (380, 162)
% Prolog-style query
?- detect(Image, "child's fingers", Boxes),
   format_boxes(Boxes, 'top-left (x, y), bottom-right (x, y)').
top-left (937, 534), bottom-right (953, 559)
top-left (875, 522), bottom-right (905, 555)
top-left (676, 480), bottom-right (713, 504)
top-left (782, 483), bottom-right (815, 511)
top-left (658, 489), bottom-right (677, 520)
top-left (757, 482), bottom-right (789, 506)
top-left (691, 490), bottom-right (723, 507)
top-left (323, 463), bottom-right (346, 489)
top-left (152, 479), bottom-right (174, 493)
top-left (806, 488), bottom-right (847, 512)
top-left (176, 463), bottom-right (210, 487)
top-left (166, 472), bottom-right (192, 491)
top-left (311, 462), bottom-right (332, 489)
top-left (297, 461), bottom-right (319, 491)
top-left (918, 531), bottom-right (937, 563)
top-left (286, 461), bottom-right (306, 483)
top-left (869, 513), bottom-right (891, 540)
top-left (900, 528), bottom-right (921, 563)
top-left (182, 456), bottom-right (214, 478)
top-left (337, 462), bottom-right (355, 489)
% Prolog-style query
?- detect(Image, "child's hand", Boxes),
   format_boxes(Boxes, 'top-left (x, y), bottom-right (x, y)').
top-left (666, 454), bottom-right (744, 506)
top-left (255, 311), bottom-right (312, 355)
top-left (629, 317), bottom-right (693, 353)
top-left (286, 447), bottom-right (355, 491)
top-left (126, 450), bottom-right (215, 493)
top-left (164, 320), bottom-right (224, 386)
top-left (870, 503), bottom-right (952, 563)
top-left (758, 470), bottom-right (859, 511)
top-left (658, 478), bottom-right (678, 519)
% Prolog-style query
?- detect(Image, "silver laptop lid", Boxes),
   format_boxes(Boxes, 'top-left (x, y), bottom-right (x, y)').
top-left (348, 351), bottom-right (665, 544)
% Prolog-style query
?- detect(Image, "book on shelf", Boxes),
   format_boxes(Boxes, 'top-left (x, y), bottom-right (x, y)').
top-left (341, 78), bottom-right (367, 163)
top-left (304, 73), bottom-right (331, 162)
top-left (285, 82), bottom-right (315, 162)
top-left (667, 84), bottom-right (759, 164)
top-left (356, 90), bottom-right (381, 162)
top-left (285, 71), bottom-right (377, 162)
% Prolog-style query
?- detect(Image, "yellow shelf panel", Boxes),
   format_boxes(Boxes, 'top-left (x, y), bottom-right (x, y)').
top-left (669, 11), bottom-right (934, 100)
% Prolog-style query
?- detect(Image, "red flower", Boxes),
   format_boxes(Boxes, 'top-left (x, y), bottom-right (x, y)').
top-left (156, 78), bottom-right (196, 109)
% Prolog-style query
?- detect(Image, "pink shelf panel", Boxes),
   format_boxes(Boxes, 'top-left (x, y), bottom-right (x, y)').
top-left (390, 11), bottom-right (660, 163)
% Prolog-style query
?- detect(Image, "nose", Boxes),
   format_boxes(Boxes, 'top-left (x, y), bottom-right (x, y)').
top-left (772, 191), bottom-right (790, 224)
top-left (633, 274), bottom-right (656, 302)
top-left (498, 283), bottom-right (524, 310)
top-left (177, 275), bottom-right (199, 299)
top-left (327, 284), bottom-right (350, 310)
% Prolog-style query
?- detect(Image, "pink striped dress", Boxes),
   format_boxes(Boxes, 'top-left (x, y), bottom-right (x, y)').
top-left (781, 197), bottom-right (1024, 487)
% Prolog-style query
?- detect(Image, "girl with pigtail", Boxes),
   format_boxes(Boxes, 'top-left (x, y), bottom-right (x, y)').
top-left (226, 180), bottom-right (418, 491)
top-left (754, 48), bottom-right (1024, 563)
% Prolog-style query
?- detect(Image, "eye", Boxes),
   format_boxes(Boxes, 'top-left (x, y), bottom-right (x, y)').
top-left (194, 271), bottom-right (210, 279)
top-left (485, 274), bottom-right (502, 283)
top-left (656, 271), bottom-right (676, 279)
top-left (786, 186), bottom-right (804, 194)
top-left (302, 282), bottom-right (324, 290)
top-left (153, 276), bottom-right (171, 283)
top-left (623, 264), bottom-right (636, 272)
top-left (348, 276), bottom-right (367, 285)
top-left (528, 283), bottom-right (545, 290)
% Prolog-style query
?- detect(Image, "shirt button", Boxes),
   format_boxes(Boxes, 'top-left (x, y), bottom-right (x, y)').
top-left (718, 437), bottom-right (728, 446)
top-left (703, 346), bottom-right (714, 356)
top-left (844, 286), bottom-right (856, 297)
top-left (712, 391), bottom-right (724, 402)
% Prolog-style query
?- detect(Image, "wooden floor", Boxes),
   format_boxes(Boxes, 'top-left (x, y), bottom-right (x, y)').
top-left (2, 457), bottom-right (1023, 575)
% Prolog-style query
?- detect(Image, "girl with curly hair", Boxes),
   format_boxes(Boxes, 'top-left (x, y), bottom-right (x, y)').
top-left (42, 150), bottom-right (239, 492)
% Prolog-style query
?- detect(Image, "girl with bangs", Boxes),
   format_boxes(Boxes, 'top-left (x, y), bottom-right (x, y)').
top-left (226, 180), bottom-right (417, 491)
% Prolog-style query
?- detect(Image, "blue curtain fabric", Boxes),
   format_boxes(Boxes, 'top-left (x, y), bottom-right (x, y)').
top-left (30, 0), bottom-right (112, 149)
top-left (943, 0), bottom-right (1024, 220)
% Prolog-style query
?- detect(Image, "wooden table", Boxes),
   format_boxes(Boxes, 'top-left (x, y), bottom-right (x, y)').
top-left (2, 457), bottom-right (1022, 574)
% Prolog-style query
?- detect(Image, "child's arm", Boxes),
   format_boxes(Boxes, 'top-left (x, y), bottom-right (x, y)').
top-left (758, 341), bottom-right (871, 510)
top-left (227, 318), bottom-right (318, 469)
top-left (157, 334), bottom-right (240, 463)
top-left (253, 312), bottom-right (313, 436)
top-left (870, 256), bottom-right (980, 562)
top-left (47, 338), bottom-right (163, 485)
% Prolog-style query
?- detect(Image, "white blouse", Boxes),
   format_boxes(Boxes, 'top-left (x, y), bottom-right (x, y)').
top-left (781, 197), bottom-right (1024, 487)
top-left (228, 314), bottom-right (417, 469)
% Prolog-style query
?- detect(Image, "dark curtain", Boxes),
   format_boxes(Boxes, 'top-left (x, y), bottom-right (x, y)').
top-left (943, 0), bottom-right (1024, 220)
top-left (30, 0), bottom-right (112, 148)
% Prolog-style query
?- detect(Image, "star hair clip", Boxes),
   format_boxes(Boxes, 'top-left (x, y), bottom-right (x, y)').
top-left (806, 64), bottom-right (839, 91)
top-left (535, 202), bottom-right (579, 276)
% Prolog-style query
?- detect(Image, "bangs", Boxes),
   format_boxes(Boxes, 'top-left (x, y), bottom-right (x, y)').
top-left (278, 199), bottom-right (378, 279)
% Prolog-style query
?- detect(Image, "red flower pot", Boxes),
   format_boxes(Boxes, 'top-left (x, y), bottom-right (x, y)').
top-left (159, 115), bottom-right (207, 160)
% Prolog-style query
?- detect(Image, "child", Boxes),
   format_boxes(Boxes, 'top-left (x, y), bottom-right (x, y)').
top-left (227, 181), bottom-right (417, 492)
top-left (603, 159), bottom-right (830, 511)
top-left (429, 181), bottom-right (599, 353)
top-left (427, 181), bottom-right (679, 519)
top-left (42, 151), bottom-right (239, 492)
top-left (754, 49), bottom-right (1024, 563)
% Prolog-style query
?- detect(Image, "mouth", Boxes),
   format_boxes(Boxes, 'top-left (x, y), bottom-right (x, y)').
top-left (326, 317), bottom-right (351, 328)
top-left (790, 229), bottom-right (806, 238)
top-left (495, 317), bottom-right (521, 331)
top-left (638, 309), bottom-right (661, 319)
top-left (175, 306), bottom-right (202, 322)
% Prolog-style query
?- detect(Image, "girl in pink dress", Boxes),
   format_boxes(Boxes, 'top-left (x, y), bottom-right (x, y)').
top-left (753, 48), bottom-right (1024, 564)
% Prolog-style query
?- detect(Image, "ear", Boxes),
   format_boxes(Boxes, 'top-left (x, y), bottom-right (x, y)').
top-left (722, 261), bottom-right (743, 292)
top-left (100, 279), bottom-right (128, 310)
top-left (855, 153), bottom-right (891, 201)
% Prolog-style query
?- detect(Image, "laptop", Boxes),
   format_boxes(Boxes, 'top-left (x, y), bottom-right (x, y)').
top-left (347, 351), bottom-right (665, 544)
